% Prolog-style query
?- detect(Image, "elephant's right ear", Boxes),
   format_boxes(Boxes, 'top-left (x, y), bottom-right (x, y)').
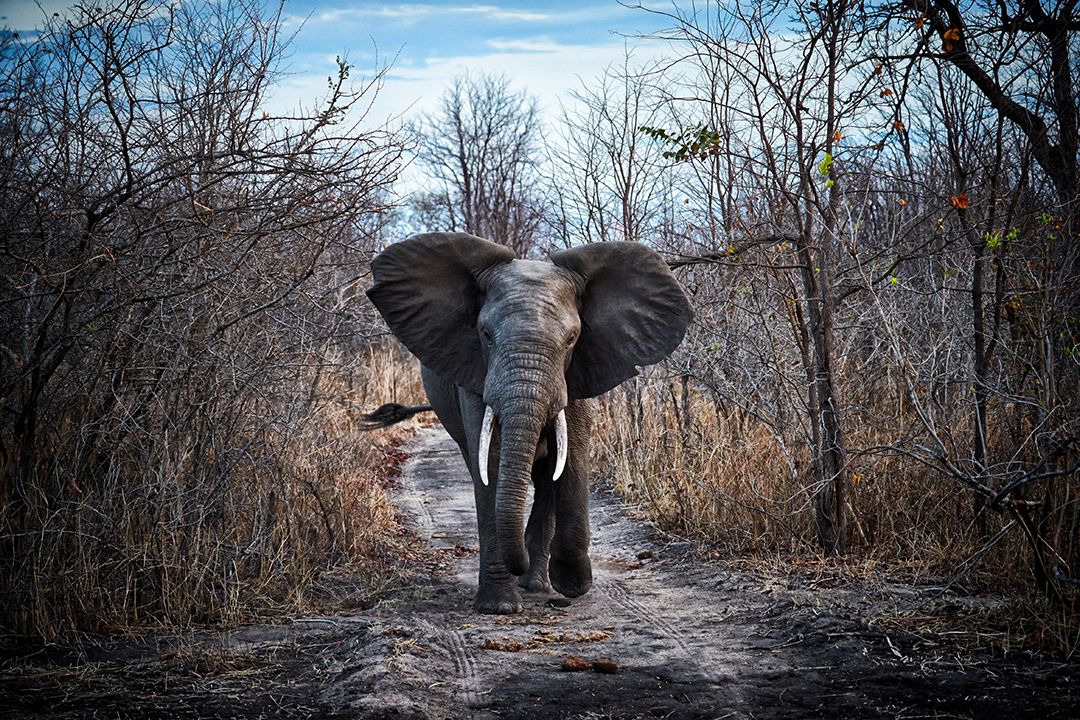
top-left (367, 232), bottom-right (515, 394)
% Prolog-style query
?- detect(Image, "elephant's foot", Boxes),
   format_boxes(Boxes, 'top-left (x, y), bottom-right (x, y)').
top-left (518, 571), bottom-right (553, 594)
top-left (473, 585), bottom-right (523, 614)
top-left (518, 553), bottom-right (553, 593)
top-left (549, 553), bottom-right (593, 598)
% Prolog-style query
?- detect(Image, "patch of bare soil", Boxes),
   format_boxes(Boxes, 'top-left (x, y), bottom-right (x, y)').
top-left (2, 427), bottom-right (1076, 719)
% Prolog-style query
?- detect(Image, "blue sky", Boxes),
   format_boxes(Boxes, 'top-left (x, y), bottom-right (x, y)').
top-left (273, 1), bottom-right (670, 121)
top-left (1, 1), bottom-right (673, 124)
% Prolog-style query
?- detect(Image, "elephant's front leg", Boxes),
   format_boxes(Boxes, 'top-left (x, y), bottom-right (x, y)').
top-left (519, 466), bottom-right (555, 594)
top-left (471, 477), bottom-right (524, 613)
top-left (549, 400), bottom-right (594, 598)
top-left (459, 394), bottom-right (523, 614)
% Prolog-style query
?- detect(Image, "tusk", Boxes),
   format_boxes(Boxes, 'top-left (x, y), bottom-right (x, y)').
top-left (553, 409), bottom-right (567, 481)
top-left (479, 405), bottom-right (495, 486)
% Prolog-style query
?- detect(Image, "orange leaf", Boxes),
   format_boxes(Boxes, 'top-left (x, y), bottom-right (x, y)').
top-left (948, 193), bottom-right (970, 209)
top-left (893, 119), bottom-right (906, 131)
top-left (873, 62), bottom-right (883, 76)
top-left (833, 130), bottom-right (841, 141)
top-left (880, 88), bottom-right (894, 97)
top-left (916, 15), bottom-right (926, 30)
top-left (943, 27), bottom-right (961, 52)
top-left (898, 198), bottom-right (908, 206)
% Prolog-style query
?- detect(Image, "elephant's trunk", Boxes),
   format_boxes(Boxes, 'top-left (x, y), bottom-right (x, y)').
top-left (493, 392), bottom-right (547, 577)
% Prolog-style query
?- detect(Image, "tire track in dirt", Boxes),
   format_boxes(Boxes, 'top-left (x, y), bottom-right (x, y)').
top-left (596, 579), bottom-right (699, 669)
top-left (441, 626), bottom-right (481, 707)
top-left (396, 451), bottom-right (437, 542)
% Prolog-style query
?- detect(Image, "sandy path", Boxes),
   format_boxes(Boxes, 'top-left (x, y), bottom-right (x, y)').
top-left (334, 427), bottom-right (751, 719)
top-left (317, 428), bottom-right (1076, 720)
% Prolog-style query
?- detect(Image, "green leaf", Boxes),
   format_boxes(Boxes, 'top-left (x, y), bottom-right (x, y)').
top-left (817, 152), bottom-right (833, 177)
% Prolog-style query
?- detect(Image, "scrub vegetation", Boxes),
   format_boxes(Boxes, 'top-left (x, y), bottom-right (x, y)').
top-left (2, 0), bottom-right (1078, 659)
top-left (0, 0), bottom-right (422, 639)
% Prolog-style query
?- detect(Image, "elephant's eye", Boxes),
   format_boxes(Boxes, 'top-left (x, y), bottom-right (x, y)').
top-left (565, 332), bottom-right (578, 348)
top-left (481, 327), bottom-right (494, 346)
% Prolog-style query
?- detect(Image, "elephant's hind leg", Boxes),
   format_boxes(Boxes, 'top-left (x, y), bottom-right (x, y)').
top-left (519, 463), bottom-right (556, 594)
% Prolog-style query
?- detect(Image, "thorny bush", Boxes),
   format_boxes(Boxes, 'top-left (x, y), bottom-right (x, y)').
top-left (0, 0), bottom-right (415, 640)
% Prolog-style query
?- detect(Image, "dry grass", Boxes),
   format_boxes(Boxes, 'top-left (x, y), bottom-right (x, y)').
top-left (593, 373), bottom-right (1079, 652)
top-left (596, 377), bottom-right (1026, 574)
top-left (1, 344), bottom-right (425, 642)
top-left (595, 383), bottom-right (816, 553)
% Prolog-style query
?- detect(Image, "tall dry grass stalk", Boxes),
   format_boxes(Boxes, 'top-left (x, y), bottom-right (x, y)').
top-left (2, 346), bottom-right (424, 641)
top-left (595, 379), bottom-right (813, 552)
top-left (594, 374), bottom-right (1033, 584)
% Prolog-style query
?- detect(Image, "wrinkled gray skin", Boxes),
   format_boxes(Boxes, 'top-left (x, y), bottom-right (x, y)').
top-left (367, 233), bottom-right (692, 614)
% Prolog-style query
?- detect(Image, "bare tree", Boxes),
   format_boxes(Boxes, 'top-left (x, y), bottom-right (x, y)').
top-left (862, 0), bottom-right (1080, 593)
top-left (888, 0), bottom-right (1079, 205)
top-left (632, 0), bottom-right (876, 553)
top-left (586, 0), bottom-right (1079, 602)
top-left (546, 54), bottom-right (674, 248)
top-left (411, 73), bottom-right (544, 255)
top-left (0, 0), bottom-right (406, 638)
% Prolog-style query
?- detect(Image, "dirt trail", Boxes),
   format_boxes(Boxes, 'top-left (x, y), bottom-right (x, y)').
top-left (325, 428), bottom-right (1075, 719)
top-left (351, 427), bottom-right (750, 719)
top-left (2, 426), bottom-right (1076, 719)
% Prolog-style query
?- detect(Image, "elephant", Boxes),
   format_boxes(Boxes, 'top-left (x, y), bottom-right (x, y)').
top-left (366, 232), bottom-right (692, 614)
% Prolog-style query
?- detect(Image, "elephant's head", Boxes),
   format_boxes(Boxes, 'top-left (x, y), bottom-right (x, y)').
top-left (367, 232), bottom-right (692, 575)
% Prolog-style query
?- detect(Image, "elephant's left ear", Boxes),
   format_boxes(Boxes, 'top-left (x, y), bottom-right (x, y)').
top-left (550, 242), bottom-right (693, 399)
top-left (367, 232), bottom-right (516, 394)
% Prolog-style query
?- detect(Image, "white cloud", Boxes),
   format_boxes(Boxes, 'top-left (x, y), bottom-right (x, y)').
top-left (484, 7), bottom-right (551, 22)
top-left (267, 34), bottom-right (671, 123)
top-left (285, 2), bottom-right (642, 30)
top-left (262, 32), bottom-right (672, 198)
top-left (485, 38), bottom-right (561, 52)
top-left (385, 37), bottom-right (669, 119)
top-left (308, 3), bottom-right (552, 25)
